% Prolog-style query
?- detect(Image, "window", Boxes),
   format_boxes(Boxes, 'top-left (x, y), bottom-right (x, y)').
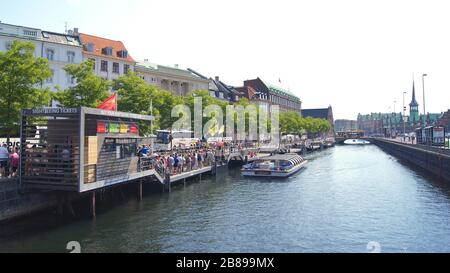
top-left (67, 51), bottom-right (75, 63)
top-left (67, 73), bottom-right (75, 84)
top-left (101, 60), bottom-right (108, 72)
top-left (112, 62), bottom-right (120, 74)
top-left (5, 41), bottom-right (12, 50)
top-left (47, 69), bottom-right (54, 83)
top-left (102, 47), bottom-right (113, 56)
top-left (117, 50), bottom-right (128, 58)
top-left (23, 29), bottom-right (37, 37)
top-left (124, 64), bottom-right (130, 74)
top-left (46, 48), bottom-right (55, 61)
top-left (86, 43), bottom-right (94, 52)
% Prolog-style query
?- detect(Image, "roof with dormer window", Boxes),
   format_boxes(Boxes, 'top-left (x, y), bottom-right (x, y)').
top-left (79, 33), bottom-right (134, 62)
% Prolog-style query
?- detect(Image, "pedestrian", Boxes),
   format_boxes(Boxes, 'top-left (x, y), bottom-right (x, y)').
top-left (169, 154), bottom-right (175, 175)
top-left (174, 154), bottom-right (179, 174)
top-left (0, 144), bottom-right (9, 178)
top-left (9, 147), bottom-right (20, 178)
top-left (197, 152), bottom-right (203, 168)
top-left (185, 153), bottom-right (191, 172)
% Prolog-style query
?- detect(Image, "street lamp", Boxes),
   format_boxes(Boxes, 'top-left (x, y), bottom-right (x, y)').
top-left (393, 101), bottom-right (397, 137)
top-left (403, 92), bottom-right (407, 142)
top-left (422, 73), bottom-right (427, 125)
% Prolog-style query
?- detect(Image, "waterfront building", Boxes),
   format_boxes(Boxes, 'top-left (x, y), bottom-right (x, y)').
top-left (357, 112), bottom-right (403, 136)
top-left (436, 110), bottom-right (450, 133)
top-left (236, 78), bottom-right (302, 114)
top-left (187, 69), bottom-right (240, 102)
top-left (357, 81), bottom-right (443, 136)
top-left (0, 22), bottom-right (83, 93)
top-left (334, 119), bottom-right (358, 132)
top-left (134, 61), bottom-right (210, 96)
top-left (208, 76), bottom-right (241, 103)
top-left (301, 106), bottom-right (335, 137)
top-left (75, 29), bottom-right (135, 81)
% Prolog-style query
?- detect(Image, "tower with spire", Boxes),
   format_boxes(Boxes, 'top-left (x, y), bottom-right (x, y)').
top-left (409, 80), bottom-right (419, 124)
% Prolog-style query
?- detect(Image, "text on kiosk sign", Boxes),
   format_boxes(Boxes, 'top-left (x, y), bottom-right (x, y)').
top-left (97, 121), bottom-right (139, 134)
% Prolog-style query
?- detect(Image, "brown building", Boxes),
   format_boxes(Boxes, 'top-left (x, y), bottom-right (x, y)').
top-left (437, 110), bottom-right (450, 133)
top-left (301, 106), bottom-right (335, 137)
top-left (236, 78), bottom-right (302, 114)
top-left (334, 119), bottom-right (358, 132)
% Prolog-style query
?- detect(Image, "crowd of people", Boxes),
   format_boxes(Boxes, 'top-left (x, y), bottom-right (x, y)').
top-left (0, 144), bottom-right (20, 179)
top-left (0, 139), bottom-right (258, 180)
top-left (136, 141), bottom-right (259, 178)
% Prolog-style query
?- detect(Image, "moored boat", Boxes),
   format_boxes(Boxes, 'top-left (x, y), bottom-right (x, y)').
top-left (344, 139), bottom-right (371, 145)
top-left (241, 154), bottom-right (307, 178)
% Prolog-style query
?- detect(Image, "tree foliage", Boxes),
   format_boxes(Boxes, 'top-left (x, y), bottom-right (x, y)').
top-left (279, 111), bottom-right (331, 135)
top-left (0, 40), bottom-right (52, 137)
top-left (54, 59), bottom-right (111, 108)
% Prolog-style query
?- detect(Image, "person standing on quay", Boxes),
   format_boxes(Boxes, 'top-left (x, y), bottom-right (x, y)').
top-left (9, 147), bottom-right (20, 178)
top-left (0, 144), bottom-right (9, 178)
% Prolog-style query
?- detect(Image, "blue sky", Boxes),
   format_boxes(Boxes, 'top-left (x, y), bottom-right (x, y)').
top-left (2, 0), bottom-right (450, 119)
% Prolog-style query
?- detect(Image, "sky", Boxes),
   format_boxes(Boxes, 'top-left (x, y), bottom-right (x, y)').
top-left (1, 0), bottom-right (450, 119)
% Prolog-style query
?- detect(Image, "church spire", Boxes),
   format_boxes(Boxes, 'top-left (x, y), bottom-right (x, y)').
top-left (410, 80), bottom-right (419, 107)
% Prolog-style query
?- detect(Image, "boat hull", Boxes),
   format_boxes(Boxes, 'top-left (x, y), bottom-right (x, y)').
top-left (344, 139), bottom-right (371, 145)
top-left (242, 160), bottom-right (308, 178)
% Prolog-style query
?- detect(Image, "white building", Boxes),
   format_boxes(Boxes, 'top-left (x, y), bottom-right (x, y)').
top-left (76, 30), bottom-right (135, 81)
top-left (0, 22), bottom-right (83, 92)
top-left (135, 60), bottom-right (210, 96)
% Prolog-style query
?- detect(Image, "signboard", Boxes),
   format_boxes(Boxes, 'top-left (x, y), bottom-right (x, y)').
top-left (0, 138), bottom-right (20, 147)
top-left (109, 123), bottom-right (120, 133)
top-left (433, 127), bottom-right (445, 146)
top-left (96, 121), bottom-right (139, 135)
top-left (22, 108), bottom-right (79, 116)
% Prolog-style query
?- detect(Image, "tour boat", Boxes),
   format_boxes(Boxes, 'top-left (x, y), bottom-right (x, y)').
top-left (241, 154), bottom-right (307, 178)
top-left (344, 139), bottom-right (371, 145)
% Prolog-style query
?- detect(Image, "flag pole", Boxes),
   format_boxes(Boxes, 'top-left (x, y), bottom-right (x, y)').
top-left (115, 91), bottom-right (118, 111)
top-left (150, 99), bottom-right (153, 134)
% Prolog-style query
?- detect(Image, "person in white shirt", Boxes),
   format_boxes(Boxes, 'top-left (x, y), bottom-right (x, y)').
top-left (0, 144), bottom-right (10, 178)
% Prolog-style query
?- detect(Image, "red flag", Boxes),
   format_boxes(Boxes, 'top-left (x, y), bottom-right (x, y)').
top-left (97, 93), bottom-right (117, 111)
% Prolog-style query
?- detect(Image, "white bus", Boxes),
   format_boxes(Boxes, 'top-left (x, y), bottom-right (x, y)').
top-left (154, 130), bottom-right (200, 151)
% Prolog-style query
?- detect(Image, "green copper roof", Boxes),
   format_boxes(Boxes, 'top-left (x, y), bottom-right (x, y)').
top-left (263, 81), bottom-right (301, 102)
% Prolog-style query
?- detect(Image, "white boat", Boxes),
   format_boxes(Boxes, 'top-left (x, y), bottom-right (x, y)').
top-left (241, 154), bottom-right (307, 178)
top-left (344, 139), bottom-right (371, 145)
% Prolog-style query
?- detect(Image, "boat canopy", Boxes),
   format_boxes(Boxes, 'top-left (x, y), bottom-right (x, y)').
top-left (262, 154), bottom-right (304, 166)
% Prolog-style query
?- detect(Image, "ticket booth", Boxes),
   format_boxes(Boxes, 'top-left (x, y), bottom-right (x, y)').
top-left (20, 107), bottom-right (154, 192)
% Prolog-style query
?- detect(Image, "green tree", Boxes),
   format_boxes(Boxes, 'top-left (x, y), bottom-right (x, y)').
top-left (154, 89), bottom-right (184, 130)
top-left (113, 71), bottom-right (159, 135)
top-left (0, 40), bottom-right (52, 140)
top-left (54, 60), bottom-right (111, 107)
top-left (279, 111), bottom-right (306, 135)
top-left (114, 71), bottom-right (156, 114)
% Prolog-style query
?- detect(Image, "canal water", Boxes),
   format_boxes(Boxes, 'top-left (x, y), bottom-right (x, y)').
top-left (1, 145), bottom-right (450, 253)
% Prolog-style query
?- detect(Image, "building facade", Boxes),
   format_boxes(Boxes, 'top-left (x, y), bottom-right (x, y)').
top-left (236, 78), bottom-right (302, 114)
top-left (334, 119), bottom-right (358, 132)
top-left (187, 69), bottom-right (241, 102)
top-left (0, 22), bottom-right (83, 92)
top-left (135, 61), bottom-right (210, 96)
top-left (76, 30), bottom-right (135, 81)
top-left (301, 106), bottom-right (335, 137)
top-left (436, 110), bottom-right (450, 133)
top-left (358, 81), bottom-right (443, 136)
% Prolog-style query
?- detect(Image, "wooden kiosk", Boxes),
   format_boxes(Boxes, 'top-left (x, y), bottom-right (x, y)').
top-left (20, 107), bottom-right (155, 193)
